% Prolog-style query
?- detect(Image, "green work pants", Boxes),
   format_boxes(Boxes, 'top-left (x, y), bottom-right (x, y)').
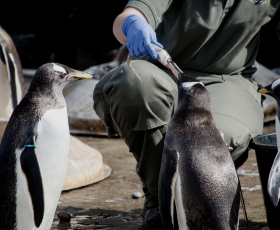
top-left (93, 60), bottom-right (264, 196)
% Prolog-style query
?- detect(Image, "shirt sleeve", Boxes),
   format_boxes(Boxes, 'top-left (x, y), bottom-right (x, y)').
top-left (125, 0), bottom-right (174, 30)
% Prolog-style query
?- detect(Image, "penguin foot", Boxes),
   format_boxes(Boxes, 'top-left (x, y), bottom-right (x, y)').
top-left (228, 146), bottom-right (233, 151)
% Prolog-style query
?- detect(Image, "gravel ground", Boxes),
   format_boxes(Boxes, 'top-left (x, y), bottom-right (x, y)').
top-left (51, 123), bottom-right (276, 230)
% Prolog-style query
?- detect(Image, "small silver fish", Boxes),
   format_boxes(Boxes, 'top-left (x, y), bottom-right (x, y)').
top-left (127, 44), bottom-right (182, 81)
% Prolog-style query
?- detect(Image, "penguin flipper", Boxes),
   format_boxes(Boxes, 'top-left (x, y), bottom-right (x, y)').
top-left (159, 147), bottom-right (178, 230)
top-left (20, 136), bottom-right (44, 227)
top-left (267, 150), bottom-right (280, 206)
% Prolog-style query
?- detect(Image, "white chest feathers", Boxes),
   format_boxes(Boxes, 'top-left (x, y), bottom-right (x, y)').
top-left (16, 107), bottom-right (70, 230)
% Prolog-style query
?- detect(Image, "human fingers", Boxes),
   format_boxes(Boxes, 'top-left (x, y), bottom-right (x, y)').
top-left (127, 39), bottom-right (136, 57)
top-left (139, 40), bottom-right (150, 56)
top-left (144, 37), bottom-right (158, 59)
top-left (132, 37), bottom-right (142, 56)
top-left (151, 40), bottom-right (163, 49)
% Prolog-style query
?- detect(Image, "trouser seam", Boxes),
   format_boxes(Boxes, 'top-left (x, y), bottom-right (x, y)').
top-left (103, 91), bottom-right (157, 194)
top-left (242, 88), bottom-right (263, 110)
top-left (93, 96), bottom-right (102, 111)
top-left (212, 111), bottom-right (253, 132)
top-left (102, 91), bottom-right (135, 153)
top-left (236, 133), bottom-right (252, 148)
top-left (222, 80), bottom-right (263, 111)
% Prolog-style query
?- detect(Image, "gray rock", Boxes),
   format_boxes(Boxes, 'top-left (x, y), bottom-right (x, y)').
top-left (237, 168), bottom-right (245, 176)
top-left (131, 192), bottom-right (142, 199)
top-left (57, 211), bottom-right (71, 222)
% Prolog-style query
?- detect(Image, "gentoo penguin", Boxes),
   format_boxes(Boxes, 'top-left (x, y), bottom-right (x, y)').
top-left (0, 63), bottom-right (93, 229)
top-left (258, 79), bottom-right (280, 206)
top-left (0, 26), bottom-right (26, 120)
top-left (159, 72), bottom-right (240, 229)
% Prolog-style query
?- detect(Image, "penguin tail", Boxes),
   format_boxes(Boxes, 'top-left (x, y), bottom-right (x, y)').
top-left (267, 150), bottom-right (280, 206)
top-left (159, 148), bottom-right (178, 230)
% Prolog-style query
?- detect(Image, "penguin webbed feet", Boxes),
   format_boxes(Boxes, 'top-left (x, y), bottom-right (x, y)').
top-left (227, 146), bottom-right (233, 151)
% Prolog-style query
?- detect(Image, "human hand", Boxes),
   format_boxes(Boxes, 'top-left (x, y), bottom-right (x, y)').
top-left (122, 14), bottom-right (163, 59)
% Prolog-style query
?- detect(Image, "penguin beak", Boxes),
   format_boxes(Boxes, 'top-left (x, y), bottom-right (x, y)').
top-left (258, 88), bottom-right (271, 94)
top-left (67, 72), bottom-right (95, 79)
top-left (258, 85), bottom-right (272, 94)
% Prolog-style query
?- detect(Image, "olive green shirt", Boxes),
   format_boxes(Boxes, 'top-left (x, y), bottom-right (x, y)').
top-left (126, 0), bottom-right (280, 75)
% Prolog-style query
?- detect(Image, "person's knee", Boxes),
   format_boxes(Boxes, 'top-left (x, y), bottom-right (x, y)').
top-left (215, 115), bottom-right (260, 168)
top-left (207, 79), bottom-right (263, 166)
top-left (95, 60), bottom-right (177, 132)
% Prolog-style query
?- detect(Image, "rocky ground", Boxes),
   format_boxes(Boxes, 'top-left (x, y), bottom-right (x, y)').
top-left (51, 123), bottom-right (276, 230)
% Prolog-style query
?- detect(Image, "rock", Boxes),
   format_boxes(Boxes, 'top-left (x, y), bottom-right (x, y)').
top-left (57, 211), bottom-right (71, 222)
top-left (84, 61), bottom-right (118, 80)
top-left (63, 78), bottom-right (106, 135)
top-left (272, 68), bottom-right (280, 75)
top-left (237, 168), bottom-right (245, 176)
top-left (131, 192), bottom-right (142, 199)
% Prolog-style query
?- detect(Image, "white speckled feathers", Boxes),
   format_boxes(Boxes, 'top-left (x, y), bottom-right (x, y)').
top-left (16, 107), bottom-right (70, 230)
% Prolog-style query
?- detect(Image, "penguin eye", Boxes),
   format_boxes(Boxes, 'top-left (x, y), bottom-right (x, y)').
top-left (62, 72), bottom-right (67, 77)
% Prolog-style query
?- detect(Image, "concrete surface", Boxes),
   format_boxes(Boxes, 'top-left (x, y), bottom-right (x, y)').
top-left (51, 123), bottom-right (276, 229)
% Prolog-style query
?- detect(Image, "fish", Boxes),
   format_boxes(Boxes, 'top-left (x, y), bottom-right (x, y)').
top-left (127, 44), bottom-right (182, 81)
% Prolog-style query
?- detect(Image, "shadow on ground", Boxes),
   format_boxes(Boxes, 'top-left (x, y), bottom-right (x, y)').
top-left (52, 208), bottom-right (142, 229)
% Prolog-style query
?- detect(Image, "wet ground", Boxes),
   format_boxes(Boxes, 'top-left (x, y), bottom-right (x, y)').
top-left (51, 123), bottom-right (276, 230)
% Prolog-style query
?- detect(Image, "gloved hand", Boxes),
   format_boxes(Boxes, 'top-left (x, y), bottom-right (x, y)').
top-left (122, 14), bottom-right (163, 59)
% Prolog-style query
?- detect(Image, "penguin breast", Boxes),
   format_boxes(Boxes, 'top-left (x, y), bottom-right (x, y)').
top-left (18, 106), bottom-right (69, 230)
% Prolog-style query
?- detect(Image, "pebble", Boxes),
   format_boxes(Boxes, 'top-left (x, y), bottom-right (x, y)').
top-left (131, 192), bottom-right (142, 199)
top-left (57, 211), bottom-right (71, 222)
top-left (237, 168), bottom-right (245, 176)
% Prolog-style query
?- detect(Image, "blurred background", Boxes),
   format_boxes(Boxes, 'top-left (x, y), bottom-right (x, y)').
top-left (0, 1), bottom-right (128, 70)
top-left (0, 0), bottom-right (280, 71)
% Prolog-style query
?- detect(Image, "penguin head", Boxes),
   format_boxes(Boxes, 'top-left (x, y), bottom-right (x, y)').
top-left (28, 63), bottom-right (94, 94)
top-left (258, 79), bottom-right (280, 99)
top-left (178, 73), bottom-right (206, 95)
top-left (178, 73), bottom-right (210, 109)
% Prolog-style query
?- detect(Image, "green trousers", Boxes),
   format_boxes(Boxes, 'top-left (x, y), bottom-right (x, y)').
top-left (93, 60), bottom-right (264, 196)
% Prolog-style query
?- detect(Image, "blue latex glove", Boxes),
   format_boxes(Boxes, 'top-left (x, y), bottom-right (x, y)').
top-left (122, 14), bottom-right (163, 59)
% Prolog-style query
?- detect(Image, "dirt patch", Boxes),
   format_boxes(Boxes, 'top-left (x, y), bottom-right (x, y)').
top-left (52, 137), bottom-right (144, 229)
top-left (52, 123), bottom-right (276, 229)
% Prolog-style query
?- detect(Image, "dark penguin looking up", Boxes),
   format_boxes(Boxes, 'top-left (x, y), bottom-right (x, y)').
top-left (0, 63), bottom-right (94, 229)
top-left (258, 79), bottom-right (280, 206)
top-left (159, 72), bottom-right (240, 230)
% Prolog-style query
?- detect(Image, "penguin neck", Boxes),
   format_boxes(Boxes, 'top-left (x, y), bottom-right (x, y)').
top-left (28, 82), bottom-right (66, 109)
top-left (177, 89), bottom-right (211, 112)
